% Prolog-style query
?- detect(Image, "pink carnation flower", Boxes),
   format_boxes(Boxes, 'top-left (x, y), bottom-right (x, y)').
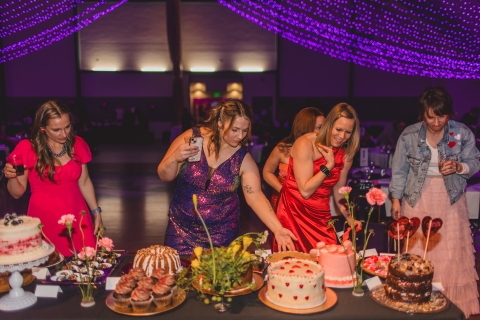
top-left (58, 214), bottom-right (76, 226)
top-left (365, 188), bottom-right (387, 206)
top-left (338, 186), bottom-right (352, 195)
top-left (78, 246), bottom-right (96, 260)
top-left (98, 237), bottom-right (114, 252)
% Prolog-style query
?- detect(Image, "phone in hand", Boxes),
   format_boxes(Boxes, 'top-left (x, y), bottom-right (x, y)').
top-left (188, 136), bottom-right (203, 162)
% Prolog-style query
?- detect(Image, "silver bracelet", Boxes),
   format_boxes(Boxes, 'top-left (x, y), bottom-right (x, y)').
top-left (91, 207), bottom-right (102, 215)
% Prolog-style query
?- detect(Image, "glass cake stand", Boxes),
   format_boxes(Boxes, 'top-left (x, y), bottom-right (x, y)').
top-left (0, 242), bottom-right (54, 311)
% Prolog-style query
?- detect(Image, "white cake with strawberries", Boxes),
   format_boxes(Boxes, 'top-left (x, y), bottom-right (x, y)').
top-left (266, 258), bottom-right (326, 309)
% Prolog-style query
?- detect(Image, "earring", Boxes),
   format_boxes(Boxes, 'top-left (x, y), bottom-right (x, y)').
top-left (41, 129), bottom-right (45, 133)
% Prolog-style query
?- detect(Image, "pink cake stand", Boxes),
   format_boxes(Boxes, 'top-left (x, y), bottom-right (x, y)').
top-left (0, 242), bottom-right (54, 311)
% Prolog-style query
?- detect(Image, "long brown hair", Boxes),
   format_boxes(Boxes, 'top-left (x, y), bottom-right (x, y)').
top-left (202, 99), bottom-right (253, 160)
top-left (278, 107), bottom-right (324, 153)
top-left (315, 103), bottom-right (360, 161)
top-left (31, 100), bottom-right (75, 182)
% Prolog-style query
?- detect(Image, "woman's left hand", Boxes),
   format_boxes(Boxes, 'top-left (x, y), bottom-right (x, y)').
top-left (440, 160), bottom-right (457, 176)
top-left (274, 228), bottom-right (298, 252)
top-left (93, 213), bottom-right (105, 236)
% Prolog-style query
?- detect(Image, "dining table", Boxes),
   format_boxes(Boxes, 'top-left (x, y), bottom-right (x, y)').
top-left (0, 255), bottom-right (466, 320)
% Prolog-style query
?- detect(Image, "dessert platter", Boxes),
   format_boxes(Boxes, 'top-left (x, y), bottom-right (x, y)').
top-left (370, 253), bottom-right (448, 314)
top-left (362, 255), bottom-right (393, 278)
top-left (42, 250), bottom-right (126, 285)
top-left (106, 288), bottom-right (187, 316)
top-left (0, 215), bottom-right (55, 311)
top-left (259, 256), bottom-right (337, 314)
top-left (106, 245), bottom-right (185, 316)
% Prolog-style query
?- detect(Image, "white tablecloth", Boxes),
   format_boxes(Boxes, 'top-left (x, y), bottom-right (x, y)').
top-left (330, 169), bottom-right (480, 220)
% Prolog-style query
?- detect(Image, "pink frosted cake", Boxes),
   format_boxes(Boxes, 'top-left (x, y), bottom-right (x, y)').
top-left (312, 241), bottom-right (356, 287)
top-left (267, 258), bottom-right (326, 309)
top-left (0, 216), bottom-right (43, 264)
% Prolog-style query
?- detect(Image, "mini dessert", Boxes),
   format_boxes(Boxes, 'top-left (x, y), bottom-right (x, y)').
top-left (363, 255), bottom-right (393, 278)
top-left (137, 277), bottom-right (155, 290)
top-left (130, 286), bottom-right (153, 313)
top-left (0, 215), bottom-right (43, 264)
top-left (112, 276), bottom-right (134, 309)
top-left (311, 241), bottom-right (356, 287)
top-left (133, 245), bottom-right (181, 277)
top-left (267, 258), bottom-right (325, 309)
top-left (152, 282), bottom-right (173, 308)
top-left (385, 253), bottom-right (434, 303)
top-left (128, 267), bottom-right (147, 281)
top-left (150, 268), bottom-right (166, 283)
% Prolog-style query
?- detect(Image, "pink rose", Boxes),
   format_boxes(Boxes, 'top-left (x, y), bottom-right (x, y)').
top-left (58, 213), bottom-right (77, 228)
top-left (78, 246), bottom-right (96, 260)
top-left (338, 186), bottom-right (352, 195)
top-left (366, 188), bottom-right (387, 206)
top-left (98, 237), bottom-right (114, 252)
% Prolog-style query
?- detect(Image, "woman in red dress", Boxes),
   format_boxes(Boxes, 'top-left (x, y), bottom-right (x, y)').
top-left (263, 107), bottom-right (325, 212)
top-left (274, 103), bottom-right (362, 253)
top-left (4, 100), bottom-right (104, 256)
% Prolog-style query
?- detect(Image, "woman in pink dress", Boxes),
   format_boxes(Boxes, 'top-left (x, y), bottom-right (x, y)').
top-left (274, 103), bottom-right (362, 253)
top-left (263, 107), bottom-right (325, 211)
top-left (4, 100), bottom-right (104, 256)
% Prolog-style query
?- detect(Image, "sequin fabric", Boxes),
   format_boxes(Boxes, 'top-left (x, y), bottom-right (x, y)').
top-left (164, 127), bottom-right (248, 255)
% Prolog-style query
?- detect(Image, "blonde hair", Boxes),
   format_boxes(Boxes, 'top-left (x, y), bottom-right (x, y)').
top-left (315, 103), bottom-right (360, 161)
top-left (202, 99), bottom-right (253, 160)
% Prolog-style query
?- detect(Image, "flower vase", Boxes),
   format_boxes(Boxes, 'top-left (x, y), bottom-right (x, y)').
top-left (213, 295), bottom-right (230, 313)
top-left (80, 297), bottom-right (95, 307)
top-left (352, 288), bottom-right (364, 297)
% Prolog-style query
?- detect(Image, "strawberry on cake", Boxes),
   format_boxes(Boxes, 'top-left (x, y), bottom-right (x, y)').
top-left (266, 258), bottom-right (326, 309)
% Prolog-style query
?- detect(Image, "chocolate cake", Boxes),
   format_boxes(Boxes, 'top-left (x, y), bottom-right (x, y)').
top-left (384, 253), bottom-right (434, 303)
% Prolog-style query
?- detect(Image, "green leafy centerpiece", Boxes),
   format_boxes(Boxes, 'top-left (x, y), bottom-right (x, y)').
top-left (187, 194), bottom-right (267, 312)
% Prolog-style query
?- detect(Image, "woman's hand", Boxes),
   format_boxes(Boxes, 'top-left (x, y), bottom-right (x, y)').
top-left (440, 159), bottom-right (458, 176)
top-left (3, 163), bottom-right (22, 179)
top-left (391, 199), bottom-right (401, 220)
top-left (316, 144), bottom-right (334, 168)
top-left (274, 228), bottom-right (298, 252)
top-left (93, 213), bottom-right (104, 236)
top-left (346, 215), bottom-right (363, 230)
top-left (174, 139), bottom-right (200, 163)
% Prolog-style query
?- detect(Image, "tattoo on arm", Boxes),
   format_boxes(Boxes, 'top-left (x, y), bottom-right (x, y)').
top-left (243, 185), bottom-right (254, 194)
top-left (264, 199), bottom-right (274, 212)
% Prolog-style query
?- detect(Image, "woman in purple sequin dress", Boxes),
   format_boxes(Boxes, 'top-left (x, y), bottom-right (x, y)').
top-left (158, 99), bottom-right (297, 255)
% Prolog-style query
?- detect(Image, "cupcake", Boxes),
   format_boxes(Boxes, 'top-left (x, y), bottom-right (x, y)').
top-left (152, 282), bottom-right (173, 308)
top-left (150, 268), bottom-right (166, 283)
top-left (129, 267), bottom-right (147, 281)
top-left (112, 279), bottom-right (134, 309)
top-left (119, 274), bottom-right (137, 289)
top-left (137, 277), bottom-right (155, 290)
top-left (130, 286), bottom-right (153, 313)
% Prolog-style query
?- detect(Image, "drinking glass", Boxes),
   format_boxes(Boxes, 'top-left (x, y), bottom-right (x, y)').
top-left (10, 154), bottom-right (24, 176)
top-left (438, 153), bottom-right (448, 172)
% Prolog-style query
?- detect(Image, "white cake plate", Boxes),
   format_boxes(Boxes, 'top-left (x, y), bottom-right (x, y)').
top-left (0, 242), bottom-right (54, 311)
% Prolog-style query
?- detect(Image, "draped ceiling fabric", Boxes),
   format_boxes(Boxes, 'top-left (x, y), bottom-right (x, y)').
top-left (218, 0), bottom-right (480, 79)
top-left (0, 0), bottom-right (127, 64)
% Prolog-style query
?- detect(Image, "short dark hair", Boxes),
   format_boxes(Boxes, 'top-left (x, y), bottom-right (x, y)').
top-left (418, 87), bottom-right (454, 120)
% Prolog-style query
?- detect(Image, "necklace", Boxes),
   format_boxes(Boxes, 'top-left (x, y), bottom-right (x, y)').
top-left (47, 143), bottom-right (67, 157)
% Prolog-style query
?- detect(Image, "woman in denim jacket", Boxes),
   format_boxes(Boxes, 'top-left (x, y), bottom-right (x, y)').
top-left (389, 87), bottom-right (480, 318)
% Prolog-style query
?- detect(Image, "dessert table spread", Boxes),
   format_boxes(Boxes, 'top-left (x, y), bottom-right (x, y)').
top-left (0, 255), bottom-right (466, 320)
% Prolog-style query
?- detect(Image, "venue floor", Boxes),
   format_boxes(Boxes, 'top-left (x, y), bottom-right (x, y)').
top-left (1, 139), bottom-right (479, 318)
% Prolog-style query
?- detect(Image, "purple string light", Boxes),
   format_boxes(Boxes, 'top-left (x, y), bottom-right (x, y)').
top-left (0, 0), bottom-right (127, 63)
top-left (218, 0), bottom-right (480, 79)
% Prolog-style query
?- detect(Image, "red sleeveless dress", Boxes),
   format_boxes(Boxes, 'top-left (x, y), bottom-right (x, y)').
top-left (274, 149), bottom-right (345, 253)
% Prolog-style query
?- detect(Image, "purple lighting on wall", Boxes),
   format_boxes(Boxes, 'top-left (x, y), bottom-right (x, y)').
top-left (218, 0), bottom-right (480, 79)
top-left (0, 0), bottom-right (127, 63)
